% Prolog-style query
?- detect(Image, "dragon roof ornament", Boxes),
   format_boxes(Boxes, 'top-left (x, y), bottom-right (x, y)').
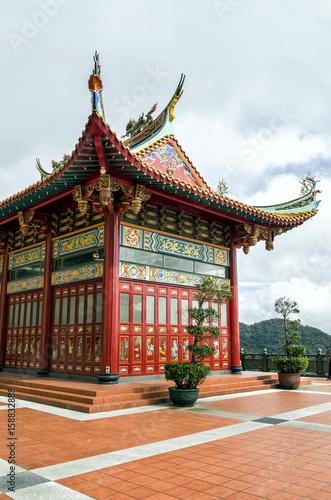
top-left (122, 103), bottom-right (158, 139)
top-left (217, 179), bottom-right (229, 196)
top-left (36, 156), bottom-right (71, 180)
top-left (255, 175), bottom-right (321, 214)
top-left (123, 74), bottom-right (186, 151)
top-left (300, 172), bottom-right (320, 195)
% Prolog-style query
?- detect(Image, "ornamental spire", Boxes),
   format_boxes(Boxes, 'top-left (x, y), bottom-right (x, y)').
top-left (88, 51), bottom-right (106, 121)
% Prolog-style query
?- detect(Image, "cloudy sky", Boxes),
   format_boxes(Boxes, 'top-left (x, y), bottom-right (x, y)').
top-left (1, 0), bottom-right (330, 336)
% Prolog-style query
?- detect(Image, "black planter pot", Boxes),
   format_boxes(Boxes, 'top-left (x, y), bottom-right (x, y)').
top-left (168, 388), bottom-right (200, 407)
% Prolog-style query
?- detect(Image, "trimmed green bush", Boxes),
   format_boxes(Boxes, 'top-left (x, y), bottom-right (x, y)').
top-left (273, 355), bottom-right (309, 373)
top-left (165, 362), bottom-right (211, 389)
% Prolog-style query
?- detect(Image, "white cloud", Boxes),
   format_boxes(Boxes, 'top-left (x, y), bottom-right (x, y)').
top-left (239, 277), bottom-right (331, 336)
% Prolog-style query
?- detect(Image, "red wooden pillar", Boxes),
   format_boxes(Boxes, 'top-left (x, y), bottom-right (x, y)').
top-left (98, 211), bottom-right (120, 383)
top-left (36, 228), bottom-right (53, 376)
top-left (0, 239), bottom-right (9, 370)
top-left (229, 230), bottom-right (242, 373)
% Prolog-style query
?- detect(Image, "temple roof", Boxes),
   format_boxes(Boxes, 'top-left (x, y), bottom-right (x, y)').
top-left (0, 57), bottom-right (320, 253)
top-left (0, 112), bottom-right (318, 228)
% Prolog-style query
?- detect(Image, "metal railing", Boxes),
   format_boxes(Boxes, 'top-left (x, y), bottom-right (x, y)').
top-left (240, 348), bottom-right (329, 377)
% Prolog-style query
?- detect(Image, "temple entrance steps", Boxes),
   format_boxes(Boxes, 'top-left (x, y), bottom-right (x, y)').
top-left (0, 372), bottom-right (311, 414)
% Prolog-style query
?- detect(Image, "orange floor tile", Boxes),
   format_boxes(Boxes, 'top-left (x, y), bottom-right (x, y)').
top-left (1, 378), bottom-right (331, 498)
top-left (198, 390), bottom-right (331, 416)
top-left (60, 426), bottom-right (331, 499)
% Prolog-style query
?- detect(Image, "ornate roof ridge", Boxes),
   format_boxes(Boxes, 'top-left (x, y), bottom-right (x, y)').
top-left (0, 112), bottom-right (128, 212)
top-left (135, 154), bottom-right (317, 225)
top-left (123, 75), bottom-right (185, 151)
top-left (0, 111), bottom-right (319, 229)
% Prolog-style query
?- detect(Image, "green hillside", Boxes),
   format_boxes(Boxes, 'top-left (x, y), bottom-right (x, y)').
top-left (239, 318), bottom-right (331, 354)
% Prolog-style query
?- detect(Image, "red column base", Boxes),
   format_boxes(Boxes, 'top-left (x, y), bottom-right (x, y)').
top-left (97, 373), bottom-right (119, 384)
top-left (230, 365), bottom-right (242, 374)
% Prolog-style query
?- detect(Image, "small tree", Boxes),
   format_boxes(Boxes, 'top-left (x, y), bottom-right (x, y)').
top-left (273, 297), bottom-right (309, 373)
top-left (165, 277), bottom-right (233, 390)
top-left (187, 277), bottom-right (233, 364)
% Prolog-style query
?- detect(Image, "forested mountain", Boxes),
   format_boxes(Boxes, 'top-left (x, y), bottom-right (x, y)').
top-left (239, 319), bottom-right (331, 354)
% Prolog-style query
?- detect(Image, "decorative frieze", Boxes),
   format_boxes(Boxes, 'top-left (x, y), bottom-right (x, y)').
top-left (120, 225), bottom-right (229, 266)
top-left (119, 262), bottom-right (229, 288)
top-left (51, 263), bottom-right (103, 285)
top-left (9, 244), bottom-right (45, 270)
top-left (7, 276), bottom-right (44, 294)
top-left (53, 226), bottom-right (104, 258)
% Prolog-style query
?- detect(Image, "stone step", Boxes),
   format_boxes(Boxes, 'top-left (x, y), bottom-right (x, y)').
top-left (0, 372), bottom-right (309, 413)
top-left (0, 376), bottom-right (277, 405)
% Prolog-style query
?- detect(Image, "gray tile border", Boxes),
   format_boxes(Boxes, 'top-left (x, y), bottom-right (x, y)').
top-left (5, 481), bottom-right (93, 500)
top-left (281, 420), bottom-right (331, 432)
top-left (182, 407), bottom-right (261, 420)
top-left (0, 471), bottom-right (49, 494)
top-left (274, 402), bottom-right (331, 420)
top-left (0, 460), bottom-right (25, 476)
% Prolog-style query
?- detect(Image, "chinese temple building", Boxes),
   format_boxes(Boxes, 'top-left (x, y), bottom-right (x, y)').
top-left (0, 55), bottom-right (319, 384)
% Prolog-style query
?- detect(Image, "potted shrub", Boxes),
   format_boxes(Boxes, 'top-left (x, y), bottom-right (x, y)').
top-left (165, 276), bottom-right (232, 406)
top-left (272, 297), bottom-right (309, 389)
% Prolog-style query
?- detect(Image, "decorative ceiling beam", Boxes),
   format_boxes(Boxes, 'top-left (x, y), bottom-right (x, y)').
top-left (94, 134), bottom-right (109, 173)
top-left (18, 210), bottom-right (51, 236)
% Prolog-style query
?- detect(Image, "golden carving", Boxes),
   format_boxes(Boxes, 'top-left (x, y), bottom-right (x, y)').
top-left (176, 274), bottom-right (187, 283)
top-left (58, 232), bottom-right (98, 255)
top-left (18, 210), bottom-right (48, 236)
top-left (73, 185), bottom-right (83, 202)
top-left (130, 185), bottom-right (151, 214)
top-left (136, 185), bottom-right (151, 201)
top-left (266, 241), bottom-right (274, 251)
top-left (131, 199), bottom-right (142, 214)
top-left (122, 184), bottom-right (135, 197)
top-left (78, 200), bottom-right (89, 215)
top-left (109, 180), bottom-right (122, 192)
top-left (215, 249), bottom-right (226, 265)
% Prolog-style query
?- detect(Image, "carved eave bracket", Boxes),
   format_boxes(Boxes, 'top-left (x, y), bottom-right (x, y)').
top-left (18, 211), bottom-right (51, 236)
top-left (130, 185), bottom-right (152, 214)
top-left (72, 185), bottom-right (95, 215)
top-left (234, 224), bottom-right (274, 254)
top-left (0, 231), bottom-right (8, 251)
top-left (72, 177), bottom-right (151, 215)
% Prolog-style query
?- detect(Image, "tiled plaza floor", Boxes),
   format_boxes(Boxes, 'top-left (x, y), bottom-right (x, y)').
top-left (1, 378), bottom-right (331, 499)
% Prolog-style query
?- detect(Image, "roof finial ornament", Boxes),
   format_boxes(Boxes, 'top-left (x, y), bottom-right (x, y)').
top-left (88, 51), bottom-right (106, 121)
top-left (217, 179), bottom-right (229, 196)
top-left (299, 172), bottom-right (318, 195)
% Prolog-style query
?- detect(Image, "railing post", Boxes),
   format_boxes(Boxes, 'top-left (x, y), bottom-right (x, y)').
top-left (262, 348), bottom-right (268, 372)
top-left (240, 348), bottom-right (245, 371)
top-left (316, 349), bottom-right (323, 377)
